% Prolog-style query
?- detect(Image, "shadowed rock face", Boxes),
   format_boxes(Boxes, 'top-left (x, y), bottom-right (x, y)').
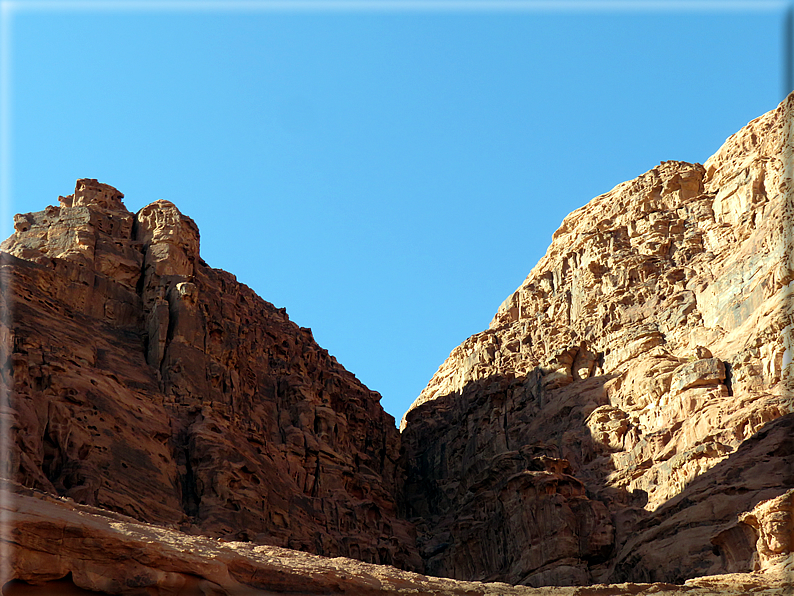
top-left (1, 179), bottom-right (421, 570)
top-left (400, 93), bottom-right (794, 585)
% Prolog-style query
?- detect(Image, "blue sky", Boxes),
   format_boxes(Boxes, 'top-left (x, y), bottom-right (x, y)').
top-left (1, 1), bottom-right (789, 423)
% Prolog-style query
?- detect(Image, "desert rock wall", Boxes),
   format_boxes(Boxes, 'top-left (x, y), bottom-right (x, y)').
top-left (400, 93), bottom-right (794, 585)
top-left (1, 179), bottom-right (420, 570)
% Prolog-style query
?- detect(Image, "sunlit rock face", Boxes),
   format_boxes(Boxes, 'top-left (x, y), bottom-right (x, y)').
top-left (400, 93), bottom-right (794, 586)
top-left (1, 178), bottom-right (421, 571)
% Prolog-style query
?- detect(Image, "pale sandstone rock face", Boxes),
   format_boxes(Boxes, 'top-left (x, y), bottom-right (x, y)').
top-left (401, 93), bottom-right (794, 585)
top-left (1, 483), bottom-right (788, 596)
top-left (1, 179), bottom-right (420, 570)
top-left (738, 488), bottom-right (794, 573)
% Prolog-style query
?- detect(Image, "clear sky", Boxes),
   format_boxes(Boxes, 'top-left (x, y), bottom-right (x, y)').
top-left (1, 1), bottom-right (789, 424)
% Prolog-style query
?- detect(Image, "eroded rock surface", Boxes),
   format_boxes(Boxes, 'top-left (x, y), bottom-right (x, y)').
top-left (400, 94), bottom-right (794, 585)
top-left (1, 179), bottom-right (419, 570)
top-left (2, 483), bottom-right (789, 596)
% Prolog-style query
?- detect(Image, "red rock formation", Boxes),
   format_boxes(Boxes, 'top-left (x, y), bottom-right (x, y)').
top-left (400, 93), bottom-right (794, 585)
top-left (4, 92), bottom-right (794, 594)
top-left (1, 179), bottom-right (420, 570)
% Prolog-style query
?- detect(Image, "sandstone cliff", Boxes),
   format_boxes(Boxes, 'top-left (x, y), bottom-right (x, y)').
top-left (0, 179), bottom-right (420, 570)
top-left (400, 93), bottom-right (794, 585)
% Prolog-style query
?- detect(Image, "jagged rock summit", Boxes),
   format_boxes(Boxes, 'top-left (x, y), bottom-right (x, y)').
top-left (1, 178), bottom-right (420, 571)
top-left (3, 91), bottom-right (794, 595)
top-left (400, 93), bottom-right (794, 586)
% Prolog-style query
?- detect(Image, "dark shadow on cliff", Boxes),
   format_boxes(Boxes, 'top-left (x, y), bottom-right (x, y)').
top-left (612, 411), bottom-right (794, 582)
top-left (399, 367), bottom-right (794, 588)
top-left (399, 368), bottom-right (626, 586)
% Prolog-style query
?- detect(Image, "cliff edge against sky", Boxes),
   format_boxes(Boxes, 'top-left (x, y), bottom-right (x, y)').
top-left (1, 179), bottom-right (420, 572)
top-left (400, 92), bottom-right (794, 585)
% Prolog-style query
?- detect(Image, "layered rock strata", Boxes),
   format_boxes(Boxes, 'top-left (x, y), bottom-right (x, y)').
top-left (1, 179), bottom-right (420, 570)
top-left (400, 93), bottom-right (794, 585)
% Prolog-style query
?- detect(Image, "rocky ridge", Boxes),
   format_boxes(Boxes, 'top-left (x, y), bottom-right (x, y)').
top-left (400, 93), bottom-right (794, 585)
top-left (1, 179), bottom-right (420, 570)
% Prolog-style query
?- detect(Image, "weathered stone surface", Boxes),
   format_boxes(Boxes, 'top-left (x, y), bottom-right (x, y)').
top-left (1, 483), bottom-right (788, 595)
top-left (608, 411), bottom-right (794, 583)
top-left (669, 357), bottom-right (725, 395)
top-left (401, 92), bottom-right (794, 585)
top-left (739, 487), bottom-right (794, 573)
top-left (1, 179), bottom-right (419, 570)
